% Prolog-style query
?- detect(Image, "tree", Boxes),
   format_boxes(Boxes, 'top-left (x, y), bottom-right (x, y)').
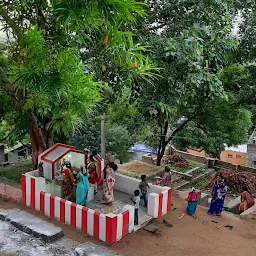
top-left (67, 116), bottom-right (134, 163)
top-left (0, 0), bottom-right (154, 168)
top-left (130, 0), bottom-right (240, 165)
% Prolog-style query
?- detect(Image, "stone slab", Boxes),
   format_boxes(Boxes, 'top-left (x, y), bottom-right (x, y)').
top-left (225, 196), bottom-right (241, 214)
top-left (0, 208), bottom-right (64, 242)
top-left (199, 193), bottom-right (210, 207)
top-left (144, 224), bottom-right (159, 233)
top-left (240, 201), bottom-right (256, 219)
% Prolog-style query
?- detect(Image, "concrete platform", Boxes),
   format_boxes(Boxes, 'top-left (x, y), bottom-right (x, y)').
top-left (87, 190), bottom-right (152, 231)
top-left (0, 208), bottom-right (64, 242)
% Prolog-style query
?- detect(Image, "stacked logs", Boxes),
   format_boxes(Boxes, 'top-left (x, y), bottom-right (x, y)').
top-left (163, 155), bottom-right (189, 168)
top-left (208, 168), bottom-right (256, 197)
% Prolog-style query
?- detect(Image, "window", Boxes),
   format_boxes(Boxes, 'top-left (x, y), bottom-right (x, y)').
top-left (228, 154), bottom-right (233, 158)
top-left (236, 155), bottom-right (241, 159)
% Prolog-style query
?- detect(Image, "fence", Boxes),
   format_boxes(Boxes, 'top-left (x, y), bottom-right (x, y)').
top-left (114, 173), bottom-right (172, 218)
top-left (22, 171), bottom-right (135, 244)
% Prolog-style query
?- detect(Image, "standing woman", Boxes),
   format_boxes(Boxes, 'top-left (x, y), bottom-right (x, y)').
top-left (76, 170), bottom-right (90, 206)
top-left (61, 165), bottom-right (74, 200)
top-left (208, 174), bottom-right (228, 216)
top-left (102, 162), bottom-right (118, 205)
top-left (88, 155), bottom-right (98, 195)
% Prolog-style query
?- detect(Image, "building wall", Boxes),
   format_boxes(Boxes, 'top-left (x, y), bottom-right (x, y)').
top-left (187, 149), bottom-right (207, 157)
top-left (246, 143), bottom-right (256, 168)
top-left (220, 150), bottom-right (246, 165)
top-left (0, 144), bottom-right (4, 163)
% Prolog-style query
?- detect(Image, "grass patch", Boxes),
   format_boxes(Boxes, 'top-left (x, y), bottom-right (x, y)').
top-left (164, 161), bottom-right (202, 173)
top-left (191, 173), bottom-right (212, 189)
top-left (0, 159), bottom-right (33, 183)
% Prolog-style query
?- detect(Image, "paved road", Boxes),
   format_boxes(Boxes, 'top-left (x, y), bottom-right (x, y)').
top-left (0, 219), bottom-right (118, 256)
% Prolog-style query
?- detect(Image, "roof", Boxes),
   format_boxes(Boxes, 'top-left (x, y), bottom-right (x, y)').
top-left (225, 144), bottom-right (247, 153)
top-left (40, 143), bottom-right (77, 163)
top-left (130, 143), bottom-right (157, 153)
top-left (4, 142), bottom-right (31, 154)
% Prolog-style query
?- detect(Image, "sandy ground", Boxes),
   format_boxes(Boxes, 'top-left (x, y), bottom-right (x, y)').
top-left (1, 195), bottom-right (256, 256)
top-left (118, 160), bottom-right (162, 176)
top-left (112, 195), bottom-right (256, 256)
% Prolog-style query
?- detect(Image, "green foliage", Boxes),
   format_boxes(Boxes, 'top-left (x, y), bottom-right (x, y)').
top-left (68, 116), bottom-right (134, 162)
top-left (0, 160), bottom-right (33, 182)
top-left (105, 124), bottom-right (133, 162)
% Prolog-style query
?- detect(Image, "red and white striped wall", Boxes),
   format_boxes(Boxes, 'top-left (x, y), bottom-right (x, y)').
top-left (148, 187), bottom-right (172, 218)
top-left (22, 172), bottom-right (45, 211)
top-left (39, 192), bottom-right (134, 244)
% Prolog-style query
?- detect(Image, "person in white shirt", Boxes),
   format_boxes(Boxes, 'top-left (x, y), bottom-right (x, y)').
top-left (131, 190), bottom-right (140, 225)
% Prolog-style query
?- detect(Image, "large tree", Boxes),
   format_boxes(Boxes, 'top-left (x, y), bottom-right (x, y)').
top-left (128, 0), bottom-right (243, 165)
top-left (0, 0), bottom-right (154, 168)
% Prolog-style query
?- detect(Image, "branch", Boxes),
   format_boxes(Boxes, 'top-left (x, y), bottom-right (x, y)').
top-left (0, 129), bottom-right (14, 142)
top-left (0, 66), bottom-right (21, 102)
top-left (166, 119), bottom-right (190, 145)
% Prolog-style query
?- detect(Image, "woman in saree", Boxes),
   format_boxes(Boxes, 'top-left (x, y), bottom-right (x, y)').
top-left (61, 165), bottom-right (74, 200)
top-left (186, 187), bottom-right (198, 218)
top-left (208, 174), bottom-right (228, 216)
top-left (76, 171), bottom-right (90, 206)
top-left (238, 187), bottom-right (255, 214)
top-left (88, 155), bottom-right (99, 195)
top-left (102, 163), bottom-right (118, 205)
top-left (92, 150), bottom-right (103, 187)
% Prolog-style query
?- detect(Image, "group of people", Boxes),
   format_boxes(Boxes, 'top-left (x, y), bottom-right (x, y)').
top-left (59, 150), bottom-right (119, 207)
top-left (186, 173), bottom-right (255, 217)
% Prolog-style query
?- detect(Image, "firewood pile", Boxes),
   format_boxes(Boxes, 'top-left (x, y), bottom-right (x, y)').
top-left (208, 168), bottom-right (256, 197)
top-left (163, 155), bottom-right (189, 168)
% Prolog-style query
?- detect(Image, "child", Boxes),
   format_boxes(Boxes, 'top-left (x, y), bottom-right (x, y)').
top-left (131, 190), bottom-right (140, 225)
top-left (186, 187), bottom-right (198, 218)
top-left (139, 174), bottom-right (150, 207)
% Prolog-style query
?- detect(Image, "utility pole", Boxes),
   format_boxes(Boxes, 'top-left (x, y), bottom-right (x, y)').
top-left (101, 114), bottom-right (106, 160)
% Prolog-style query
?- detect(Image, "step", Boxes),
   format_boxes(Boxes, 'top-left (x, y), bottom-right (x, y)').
top-left (0, 208), bottom-right (64, 242)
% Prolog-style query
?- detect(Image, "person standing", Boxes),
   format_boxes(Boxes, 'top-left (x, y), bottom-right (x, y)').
top-left (139, 175), bottom-right (150, 207)
top-left (76, 170), bottom-right (90, 206)
top-left (102, 162), bottom-right (118, 205)
top-left (208, 174), bottom-right (228, 216)
top-left (131, 190), bottom-right (140, 225)
top-left (88, 155), bottom-right (98, 195)
top-left (61, 165), bottom-right (74, 200)
top-left (186, 187), bottom-right (198, 218)
top-left (160, 166), bottom-right (172, 187)
top-left (92, 150), bottom-right (103, 187)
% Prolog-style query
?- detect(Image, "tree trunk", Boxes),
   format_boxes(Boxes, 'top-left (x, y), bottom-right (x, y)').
top-left (156, 119), bottom-right (190, 166)
top-left (156, 138), bottom-right (167, 166)
top-left (101, 115), bottom-right (106, 160)
top-left (29, 113), bottom-right (54, 169)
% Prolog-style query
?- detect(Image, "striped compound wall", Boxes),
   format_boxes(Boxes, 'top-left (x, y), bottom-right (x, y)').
top-left (114, 173), bottom-right (172, 219)
top-left (22, 173), bottom-right (134, 244)
top-left (148, 187), bottom-right (172, 218)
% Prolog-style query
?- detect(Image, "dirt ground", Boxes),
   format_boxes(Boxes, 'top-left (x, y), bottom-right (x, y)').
top-left (118, 160), bottom-right (162, 176)
top-left (1, 195), bottom-right (256, 256)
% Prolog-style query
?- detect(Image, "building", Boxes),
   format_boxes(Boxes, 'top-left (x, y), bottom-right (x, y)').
top-left (220, 144), bottom-right (247, 165)
top-left (246, 131), bottom-right (256, 168)
top-left (187, 144), bottom-right (247, 165)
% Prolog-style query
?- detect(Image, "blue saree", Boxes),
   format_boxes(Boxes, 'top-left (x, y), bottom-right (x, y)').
top-left (76, 172), bottom-right (89, 206)
top-left (208, 180), bottom-right (227, 215)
